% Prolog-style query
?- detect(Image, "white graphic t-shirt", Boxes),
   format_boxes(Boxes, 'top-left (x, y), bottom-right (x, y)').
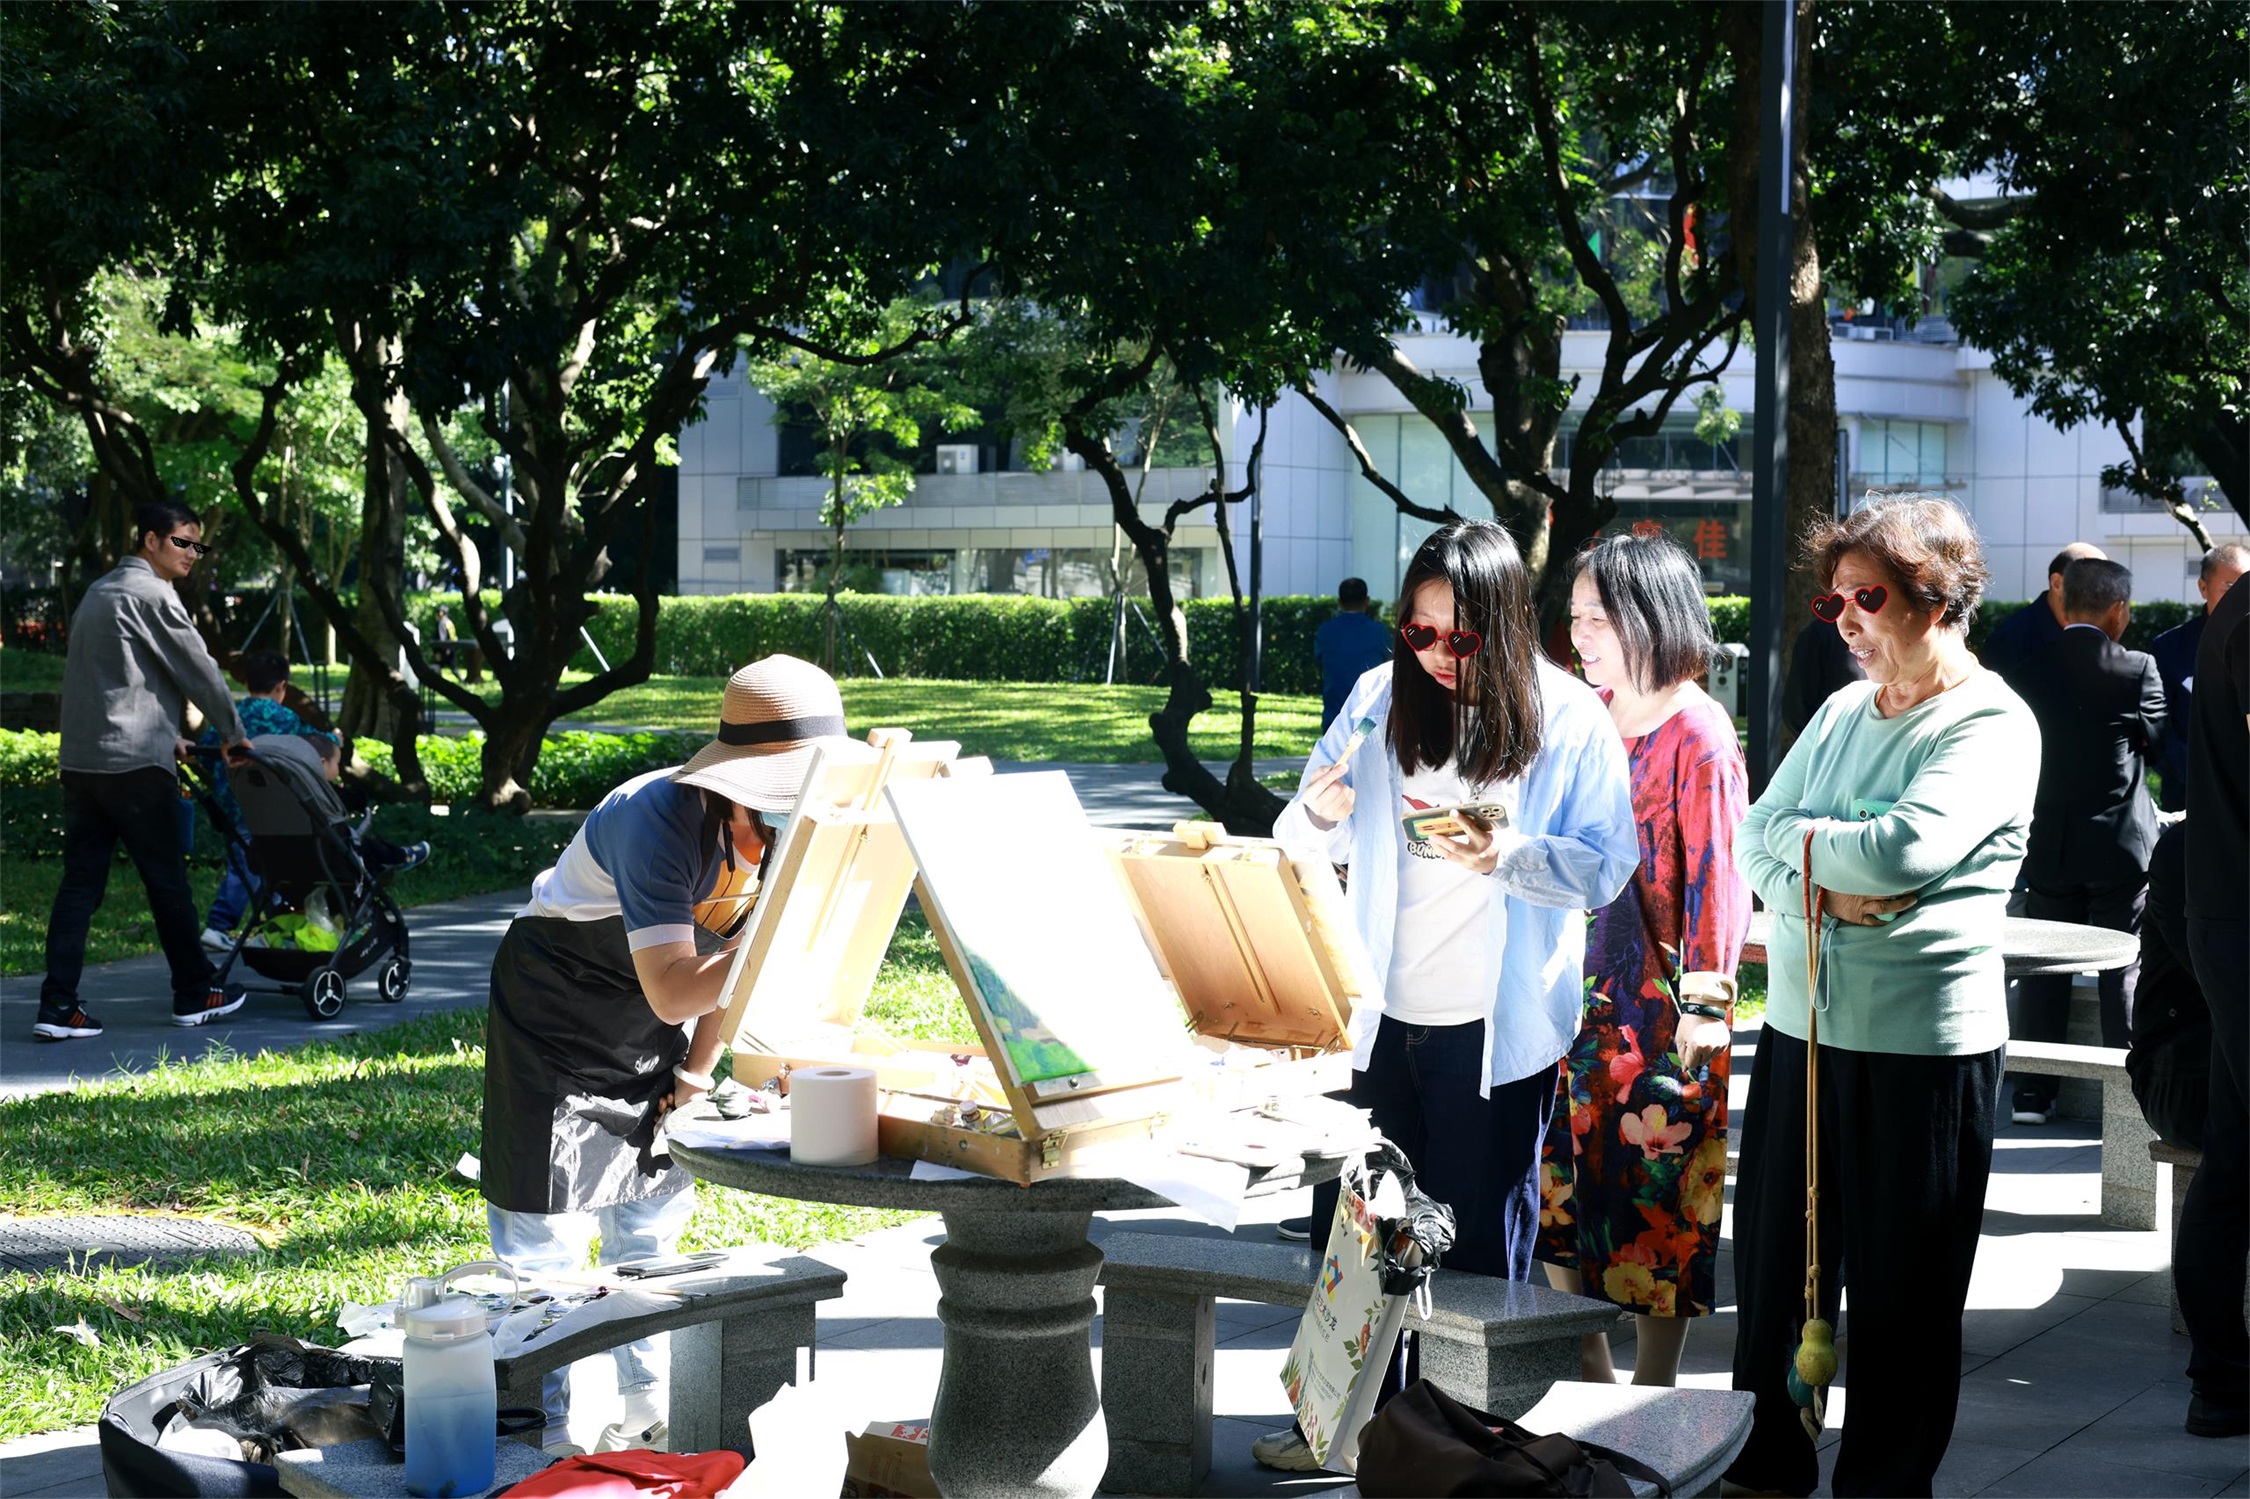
top-left (1386, 757), bottom-right (1503, 1026)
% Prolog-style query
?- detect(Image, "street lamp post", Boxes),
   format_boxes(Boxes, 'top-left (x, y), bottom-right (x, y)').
top-left (1747, 0), bottom-right (1796, 793)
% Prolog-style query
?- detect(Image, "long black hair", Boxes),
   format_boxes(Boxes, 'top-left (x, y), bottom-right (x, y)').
top-left (1388, 521), bottom-right (1544, 785)
top-left (1568, 530), bottom-right (1716, 692)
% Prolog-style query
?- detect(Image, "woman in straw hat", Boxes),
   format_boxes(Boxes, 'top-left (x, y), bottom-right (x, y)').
top-left (480, 654), bottom-right (854, 1454)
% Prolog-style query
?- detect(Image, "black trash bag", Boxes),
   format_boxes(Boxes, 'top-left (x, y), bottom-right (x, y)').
top-left (1362, 1138), bottom-right (1456, 1296)
top-left (100, 1336), bottom-right (400, 1499)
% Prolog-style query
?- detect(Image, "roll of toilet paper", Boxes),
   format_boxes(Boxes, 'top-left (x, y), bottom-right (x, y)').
top-left (789, 1067), bottom-right (880, 1167)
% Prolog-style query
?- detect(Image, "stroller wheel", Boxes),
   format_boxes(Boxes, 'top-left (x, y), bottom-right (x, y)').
top-left (302, 968), bottom-right (347, 1020)
top-left (378, 956), bottom-right (412, 1003)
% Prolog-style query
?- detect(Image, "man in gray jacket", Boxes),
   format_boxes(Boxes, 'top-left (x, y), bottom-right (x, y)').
top-left (37, 500), bottom-right (253, 1040)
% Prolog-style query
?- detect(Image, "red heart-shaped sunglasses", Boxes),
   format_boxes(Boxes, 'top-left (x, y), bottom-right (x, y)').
top-left (1400, 623), bottom-right (1485, 658)
top-left (1809, 585), bottom-right (1888, 622)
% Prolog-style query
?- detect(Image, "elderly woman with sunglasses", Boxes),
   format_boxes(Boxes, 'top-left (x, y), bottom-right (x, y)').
top-left (1724, 497), bottom-right (2037, 1498)
top-left (1251, 520), bottom-right (1638, 1474)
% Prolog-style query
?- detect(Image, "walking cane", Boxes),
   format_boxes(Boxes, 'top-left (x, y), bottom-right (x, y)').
top-left (1787, 829), bottom-right (1839, 1440)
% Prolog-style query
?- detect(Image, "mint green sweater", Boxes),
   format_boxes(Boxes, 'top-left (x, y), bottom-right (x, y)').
top-left (1742, 670), bottom-right (2036, 1056)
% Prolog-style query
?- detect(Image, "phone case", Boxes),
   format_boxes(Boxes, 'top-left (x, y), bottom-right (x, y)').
top-left (1400, 802), bottom-right (1509, 842)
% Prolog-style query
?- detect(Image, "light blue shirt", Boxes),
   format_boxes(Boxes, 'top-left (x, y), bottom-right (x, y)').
top-left (1274, 658), bottom-right (1639, 1092)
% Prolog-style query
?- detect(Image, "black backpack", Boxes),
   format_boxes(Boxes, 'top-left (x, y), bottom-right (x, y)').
top-left (1355, 1379), bottom-right (1674, 1498)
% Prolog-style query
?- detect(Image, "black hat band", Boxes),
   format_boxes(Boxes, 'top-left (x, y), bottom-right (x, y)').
top-left (715, 713), bottom-right (846, 747)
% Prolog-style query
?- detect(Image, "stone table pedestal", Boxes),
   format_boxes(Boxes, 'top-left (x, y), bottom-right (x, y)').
top-left (671, 1137), bottom-right (1347, 1499)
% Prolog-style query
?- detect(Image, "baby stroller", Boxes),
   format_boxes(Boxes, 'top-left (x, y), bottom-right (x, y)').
top-left (191, 737), bottom-right (413, 1020)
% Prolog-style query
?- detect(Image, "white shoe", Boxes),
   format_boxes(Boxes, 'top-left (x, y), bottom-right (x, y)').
top-left (1249, 1428), bottom-right (1324, 1472)
top-left (595, 1416), bottom-right (668, 1453)
top-left (2012, 1101), bottom-right (2055, 1126)
top-left (201, 928), bottom-right (234, 953)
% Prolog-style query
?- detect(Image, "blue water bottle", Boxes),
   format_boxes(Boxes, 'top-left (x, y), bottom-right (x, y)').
top-left (400, 1272), bottom-right (498, 1497)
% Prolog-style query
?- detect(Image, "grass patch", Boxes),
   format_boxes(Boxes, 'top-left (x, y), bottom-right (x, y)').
top-left (0, 808), bottom-right (582, 978)
top-left (0, 913), bottom-right (972, 1441)
top-left (521, 674), bottom-right (1325, 765)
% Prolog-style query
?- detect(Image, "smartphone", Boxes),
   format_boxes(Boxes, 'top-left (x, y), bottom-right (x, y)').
top-left (613, 1251), bottom-right (727, 1279)
top-left (1401, 801), bottom-right (1509, 843)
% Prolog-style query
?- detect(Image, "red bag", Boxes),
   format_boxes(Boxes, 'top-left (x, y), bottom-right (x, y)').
top-left (505, 1449), bottom-right (747, 1498)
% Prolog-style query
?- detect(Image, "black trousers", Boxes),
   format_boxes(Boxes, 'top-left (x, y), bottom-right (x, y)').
top-left (2011, 875), bottom-right (2144, 1109)
top-left (1727, 1029), bottom-right (2002, 1498)
top-left (41, 767), bottom-right (214, 1013)
top-left (1305, 1017), bottom-right (1557, 1416)
top-left (2181, 917), bottom-right (2249, 1411)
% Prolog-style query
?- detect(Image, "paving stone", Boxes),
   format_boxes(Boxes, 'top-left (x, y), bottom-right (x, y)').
top-left (1960, 1292), bottom-right (2102, 1358)
top-left (1928, 1436), bottom-right (2041, 1497)
top-left (2047, 1381), bottom-right (2250, 1484)
top-left (1975, 1450), bottom-right (2226, 1497)
top-left (0, 1214), bottom-right (260, 1275)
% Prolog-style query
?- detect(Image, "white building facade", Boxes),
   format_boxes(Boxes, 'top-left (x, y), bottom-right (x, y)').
top-left (675, 325), bottom-right (2242, 609)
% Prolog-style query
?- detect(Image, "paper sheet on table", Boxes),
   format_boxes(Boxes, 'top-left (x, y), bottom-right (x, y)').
top-left (665, 1110), bottom-right (793, 1154)
top-left (490, 1286), bottom-right (683, 1360)
top-left (909, 1160), bottom-right (982, 1182)
top-left (1066, 1141), bottom-right (1247, 1231)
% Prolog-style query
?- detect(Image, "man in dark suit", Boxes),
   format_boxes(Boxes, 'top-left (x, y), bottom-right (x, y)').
top-left (1981, 540), bottom-right (2108, 689)
top-left (2150, 543), bottom-right (2250, 811)
top-left (2008, 557), bottom-right (2168, 1125)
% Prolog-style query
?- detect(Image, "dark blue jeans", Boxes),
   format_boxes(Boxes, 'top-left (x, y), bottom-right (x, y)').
top-left (1305, 1015), bottom-right (1558, 1414)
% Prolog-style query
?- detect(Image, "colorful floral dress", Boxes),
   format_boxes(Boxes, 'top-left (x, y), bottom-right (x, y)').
top-left (1535, 692), bottom-right (1749, 1317)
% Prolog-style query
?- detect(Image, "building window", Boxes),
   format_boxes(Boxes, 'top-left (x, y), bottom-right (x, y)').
top-left (1858, 420), bottom-right (1950, 488)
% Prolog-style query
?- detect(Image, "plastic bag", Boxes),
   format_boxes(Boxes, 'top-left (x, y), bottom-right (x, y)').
top-left (1362, 1138), bottom-right (1455, 1296)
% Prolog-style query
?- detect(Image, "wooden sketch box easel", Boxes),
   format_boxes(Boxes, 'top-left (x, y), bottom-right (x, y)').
top-left (717, 745), bottom-right (1370, 1184)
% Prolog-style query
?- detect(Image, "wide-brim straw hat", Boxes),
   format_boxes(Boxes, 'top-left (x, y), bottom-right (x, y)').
top-left (672, 655), bottom-right (855, 812)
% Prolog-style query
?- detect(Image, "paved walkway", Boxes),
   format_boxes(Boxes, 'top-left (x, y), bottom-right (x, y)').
top-left (0, 760), bottom-right (1290, 1098)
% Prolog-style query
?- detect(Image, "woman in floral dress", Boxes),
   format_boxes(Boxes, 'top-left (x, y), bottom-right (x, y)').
top-left (1536, 529), bottom-right (1751, 1386)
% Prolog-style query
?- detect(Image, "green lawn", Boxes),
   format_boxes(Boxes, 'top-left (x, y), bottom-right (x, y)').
top-left (538, 674), bottom-right (1326, 765)
top-left (0, 912), bottom-right (965, 1441)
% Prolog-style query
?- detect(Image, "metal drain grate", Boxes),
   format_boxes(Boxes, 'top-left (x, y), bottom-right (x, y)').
top-left (0, 1215), bottom-right (262, 1275)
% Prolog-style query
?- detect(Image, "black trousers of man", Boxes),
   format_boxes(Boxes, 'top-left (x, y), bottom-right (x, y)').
top-left (2181, 918), bottom-right (2249, 1419)
top-left (41, 768), bottom-right (214, 1015)
top-left (1726, 1030), bottom-right (2002, 1498)
top-left (2011, 876), bottom-right (2143, 1112)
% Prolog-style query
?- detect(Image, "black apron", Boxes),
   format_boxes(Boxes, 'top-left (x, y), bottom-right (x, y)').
top-left (481, 914), bottom-right (694, 1215)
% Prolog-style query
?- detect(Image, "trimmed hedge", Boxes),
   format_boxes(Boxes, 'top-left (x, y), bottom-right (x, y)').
top-left (418, 587), bottom-right (2202, 690)
top-left (356, 730), bottom-right (705, 808)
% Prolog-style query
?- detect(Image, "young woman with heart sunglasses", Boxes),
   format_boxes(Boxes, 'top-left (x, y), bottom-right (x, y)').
top-left (1251, 520), bottom-right (1640, 1474)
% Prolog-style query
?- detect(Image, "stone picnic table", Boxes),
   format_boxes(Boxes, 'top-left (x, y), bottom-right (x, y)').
top-left (1742, 911), bottom-right (2140, 975)
top-left (670, 1134), bottom-right (1356, 1499)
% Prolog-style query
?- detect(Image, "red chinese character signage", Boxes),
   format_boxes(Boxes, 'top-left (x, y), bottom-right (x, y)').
top-left (1693, 519), bottom-right (1729, 560)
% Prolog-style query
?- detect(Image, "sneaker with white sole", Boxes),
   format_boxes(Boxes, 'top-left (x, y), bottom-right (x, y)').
top-left (2011, 1097), bottom-right (2055, 1126)
top-left (201, 927), bottom-right (235, 953)
top-left (173, 986), bottom-right (247, 1027)
top-left (32, 1006), bottom-right (104, 1041)
top-left (594, 1416), bottom-right (668, 1453)
top-left (1249, 1427), bottom-right (1324, 1472)
top-left (1275, 1215), bottom-right (1313, 1242)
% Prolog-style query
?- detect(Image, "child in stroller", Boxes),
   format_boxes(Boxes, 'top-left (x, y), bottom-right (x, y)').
top-left (204, 734), bottom-right (425, 1019)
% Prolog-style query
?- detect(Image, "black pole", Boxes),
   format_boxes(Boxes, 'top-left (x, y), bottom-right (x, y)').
top-left (1248, 448), bottom-right (1265, 695)
top-left (1747, 0), bottom-right (1796, 793)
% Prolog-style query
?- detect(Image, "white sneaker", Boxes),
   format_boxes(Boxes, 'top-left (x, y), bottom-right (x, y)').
top-left (201, 928), bottom-right (234, 953)
top-left (594, 1416), bottom-right (668, 1453)
top-left (1249, 1427), bottom-right (1324, 1472)
top-left (2011, 1101), bottom-right (2055, 1126)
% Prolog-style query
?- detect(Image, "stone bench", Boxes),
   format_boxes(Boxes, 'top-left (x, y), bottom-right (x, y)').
top-left (494, 1247), bottom-right (846, 1454)
top-left (2153, 1140), bottom-right (2200, 1335)
top-left (1095, 1232), bottom-right (1621, 1496)
top-left (2008, 1040), bottom-right (2163, 1230)
top-left (1325, 1381), bottom-right (1756, 1499)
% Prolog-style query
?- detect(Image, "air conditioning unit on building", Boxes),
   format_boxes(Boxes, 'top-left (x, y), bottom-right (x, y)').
top-left (936, 444), bottom-right (979, 476)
